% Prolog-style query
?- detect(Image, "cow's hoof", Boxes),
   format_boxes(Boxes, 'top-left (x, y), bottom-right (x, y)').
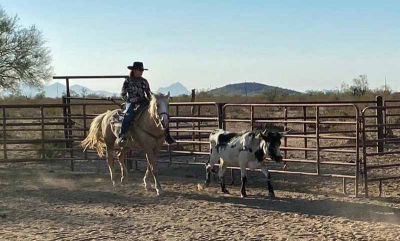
top-left (222, 189), bottom-right (230, 194)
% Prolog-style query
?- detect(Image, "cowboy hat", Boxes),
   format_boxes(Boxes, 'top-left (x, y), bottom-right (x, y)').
top-left (127, 62), bottom-right (148, 70)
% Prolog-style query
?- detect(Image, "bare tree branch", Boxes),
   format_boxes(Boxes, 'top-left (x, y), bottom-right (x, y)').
top-left (0, 6), bottom-right (53, 92)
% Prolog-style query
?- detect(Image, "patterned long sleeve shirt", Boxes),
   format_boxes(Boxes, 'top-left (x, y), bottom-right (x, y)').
top-left (120, 77), bottom-right (151, 103)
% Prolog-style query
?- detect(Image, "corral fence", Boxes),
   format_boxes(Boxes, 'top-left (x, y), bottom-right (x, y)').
top-left (1, 76), bottom-right (399, 197)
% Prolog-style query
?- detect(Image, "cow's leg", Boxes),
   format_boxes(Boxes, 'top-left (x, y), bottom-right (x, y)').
top-left (261, 167), bottom-right (275, 197)
top-left (205, 150), bottom-right (217, 187)
top-left (218, 161), bottom-right (229, 194)
top-left (240, 164), bottom-right (248, 198)
top-left (143, 163), bottom-right (154, 191)
top-left (117, 148), bottom-right (129, 185)
top-left (106, 147), bottom-right (116, 188)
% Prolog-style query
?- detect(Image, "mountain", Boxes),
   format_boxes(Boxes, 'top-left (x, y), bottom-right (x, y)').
top-left (70, 84), bottom-right (116, 97)
top-left (0, 83), bottom-right (118, 98)
top-left (208, 82), bottom-right (300, 96)
top-left (156, 82), bottom-right (190, 96)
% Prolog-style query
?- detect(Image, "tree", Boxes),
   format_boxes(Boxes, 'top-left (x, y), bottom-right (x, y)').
top-left (262, 87), bottom-right (279, 102)
top-left (351, 74), bottom-right (369, 96)
top-left (81, 87), bottom-right (88, 97)
top-left (0, 6), bottom-right (53, 92)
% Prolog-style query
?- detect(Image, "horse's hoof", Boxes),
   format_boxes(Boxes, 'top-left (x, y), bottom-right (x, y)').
top-left (156, 189), bottom-right (164, 196)
top-left (269, 192), bottom-right (275, 198)
top-left (241, 193), bottom-right (247, 198)
top-left (222, 190), bottom-right (230, 194)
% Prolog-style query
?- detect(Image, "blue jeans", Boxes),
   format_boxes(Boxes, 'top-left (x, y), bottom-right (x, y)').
top-left (119, 101), bottom-right (148, 138)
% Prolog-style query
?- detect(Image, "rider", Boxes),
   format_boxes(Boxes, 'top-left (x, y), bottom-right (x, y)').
top-left (117, 61), bottom-right (175, 146)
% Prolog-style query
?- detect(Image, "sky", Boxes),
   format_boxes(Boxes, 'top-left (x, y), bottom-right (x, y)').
top-left (1, 0), bottom-right (400, 93)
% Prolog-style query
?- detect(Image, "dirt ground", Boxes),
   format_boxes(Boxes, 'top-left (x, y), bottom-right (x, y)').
top-left (1, 159), bottom-right (400, 241)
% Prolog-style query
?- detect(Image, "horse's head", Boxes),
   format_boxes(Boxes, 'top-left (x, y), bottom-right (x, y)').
top-left (149, 92), bottom-right (171, 129)
top-left (260, 130), bottom-right (286, 162)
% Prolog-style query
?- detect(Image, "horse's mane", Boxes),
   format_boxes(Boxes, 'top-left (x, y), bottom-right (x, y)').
top-left (148, 93), bottom-right (167, 119)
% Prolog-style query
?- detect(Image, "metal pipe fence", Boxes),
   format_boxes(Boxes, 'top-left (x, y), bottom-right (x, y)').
top-left (1, 93), bottom-right (400, 197)
top-left (361, 105), bottom-right (400, 197)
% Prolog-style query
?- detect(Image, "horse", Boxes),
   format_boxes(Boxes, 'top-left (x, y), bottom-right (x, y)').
top-left (81, 93), bottom-right (170, 196)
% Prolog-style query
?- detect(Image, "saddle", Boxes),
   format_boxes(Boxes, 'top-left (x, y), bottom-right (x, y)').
top-left (110, 104), bottom-right (149, 138)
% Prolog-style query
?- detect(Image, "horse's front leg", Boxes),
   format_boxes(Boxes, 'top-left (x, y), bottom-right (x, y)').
top-left (143, 163), bottom-right (154, 191)
top-left (146, 152), bottom-right (163, 196)
top-left (106, 148), bottom-right (116, 188)
top-left (117, 148), bottom-right (130, 185)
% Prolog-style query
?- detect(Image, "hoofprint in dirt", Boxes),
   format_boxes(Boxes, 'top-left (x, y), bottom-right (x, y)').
top-left (1, 161), bottom-right (400, 241)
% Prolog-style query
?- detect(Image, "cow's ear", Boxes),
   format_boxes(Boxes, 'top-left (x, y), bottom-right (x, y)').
top-left (279, 130), bottom-right (291, 137)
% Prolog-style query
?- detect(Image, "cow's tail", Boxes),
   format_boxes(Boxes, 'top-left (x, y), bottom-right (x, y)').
top-left (81, 112), bottom-right (107, 157)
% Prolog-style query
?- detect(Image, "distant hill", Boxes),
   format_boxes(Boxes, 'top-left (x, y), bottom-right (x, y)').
top-left (208, 82), bottom-right (300, 96)
top-left (0, 83), bottom-right (118, 98)
top-left (156, 82), bottom-right (190, 96)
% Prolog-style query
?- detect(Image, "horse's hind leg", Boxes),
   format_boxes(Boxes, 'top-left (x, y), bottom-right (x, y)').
top-left (106, 148), bottom-right (116, 188)
top-left (117, 148), bottom-right (130, 185)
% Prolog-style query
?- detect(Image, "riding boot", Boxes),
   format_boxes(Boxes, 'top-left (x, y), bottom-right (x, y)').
top-left (117, 103), bottom-right (137, 147)
top-left (164, 128), bottom-right (176, 144)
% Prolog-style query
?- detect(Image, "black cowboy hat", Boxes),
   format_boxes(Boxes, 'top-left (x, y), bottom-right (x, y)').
top-left (127, 62), bottom-right (148, 70)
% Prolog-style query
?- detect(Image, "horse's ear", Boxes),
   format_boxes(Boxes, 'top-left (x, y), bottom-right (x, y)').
top-left (167, 91), bottom-right (170, 98)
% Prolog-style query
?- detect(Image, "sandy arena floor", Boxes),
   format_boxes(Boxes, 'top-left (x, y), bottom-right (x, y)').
top-left (1, 160), bottom-right (400, 241)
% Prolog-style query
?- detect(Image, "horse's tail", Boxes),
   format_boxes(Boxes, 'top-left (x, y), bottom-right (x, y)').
top-left (81, 112), bottom-right (107, 157)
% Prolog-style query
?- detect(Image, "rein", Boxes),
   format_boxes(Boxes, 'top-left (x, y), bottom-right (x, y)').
top-left (136, 111), bottom-right (169, 141)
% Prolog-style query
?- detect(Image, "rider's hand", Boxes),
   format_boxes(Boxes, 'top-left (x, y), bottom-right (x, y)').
top-left (129, 97), bottom-right (137, 102)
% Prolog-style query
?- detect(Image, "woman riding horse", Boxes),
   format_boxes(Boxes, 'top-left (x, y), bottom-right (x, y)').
top-left (117, 61), bottom-right (175, 146)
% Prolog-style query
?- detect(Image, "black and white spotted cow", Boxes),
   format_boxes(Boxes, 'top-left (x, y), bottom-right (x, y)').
top-left (205, 129), bottom-right (284, 198)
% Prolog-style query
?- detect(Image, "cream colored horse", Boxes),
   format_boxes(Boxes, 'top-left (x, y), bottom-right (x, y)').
top-left (81, 93), bottom-right (170, 196)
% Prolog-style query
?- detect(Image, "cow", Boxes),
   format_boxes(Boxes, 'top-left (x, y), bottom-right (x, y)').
top-left (204, 129), bottom-right (284, 198)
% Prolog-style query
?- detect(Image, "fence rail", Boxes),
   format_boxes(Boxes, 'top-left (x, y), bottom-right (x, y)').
top-left (1, 92), bottom-right (400, 197)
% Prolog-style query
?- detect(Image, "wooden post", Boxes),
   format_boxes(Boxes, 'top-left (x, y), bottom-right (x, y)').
top-left (2, 107), bottom-right (7, 160)
top-left (376, 95), bottom-right (384, 153)
top-left (217, 103), bottom-right (225, 130)
top-left (250, 106), bottom-right (254, 131)
top-left (40, 107), bottom-right (45, 160)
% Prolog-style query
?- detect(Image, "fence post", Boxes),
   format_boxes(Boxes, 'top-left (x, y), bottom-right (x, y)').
top-left (40, 107), bottom-right (45, 160)
top-left (217, 103), bottom-right (225, 130)
top-left (2, 107), bottom-right (7, 160)
top-left (376, 95), bottom-right (384, 153)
